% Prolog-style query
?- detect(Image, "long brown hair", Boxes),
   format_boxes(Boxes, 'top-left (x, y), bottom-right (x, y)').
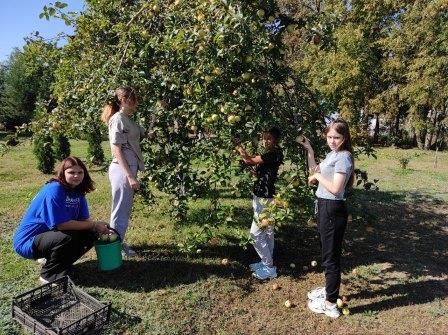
top-left (325, 118), bottom-right (355, 188)
top-left (48, 157), bottom-right (95, 194)
top-left (101, 86), bottom-right (138, 123)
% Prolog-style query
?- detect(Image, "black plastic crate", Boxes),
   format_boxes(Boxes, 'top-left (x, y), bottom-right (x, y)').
top-left (12, 276), bottom-right (111, 335)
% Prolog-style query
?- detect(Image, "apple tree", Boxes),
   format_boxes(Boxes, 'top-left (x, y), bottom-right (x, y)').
top-left (49, 0), bottom-right (322, 243)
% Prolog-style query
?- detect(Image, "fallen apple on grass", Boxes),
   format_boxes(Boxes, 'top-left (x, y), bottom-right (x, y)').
top-left (289, 263), bottom-right (296, 269)
top-left (221, 258), bottom-right (229, 266)
top-left (336, 298), bottom-right (344, 308)
top-left (342, 307), bottom-right (350, 315)
top-left (272, 283), bottom-right (279, 290)
top-left (284, 300), bottom-right (292, 308)
top-left (311, 260), bottom-right (318, 267)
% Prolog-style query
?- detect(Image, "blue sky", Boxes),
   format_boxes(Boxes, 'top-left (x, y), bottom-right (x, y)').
top-left (0, 1), bottom-right (85, 62)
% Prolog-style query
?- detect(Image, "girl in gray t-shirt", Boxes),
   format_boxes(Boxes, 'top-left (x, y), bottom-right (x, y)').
top-left (298, 119), bottom-right (354, 319)
top-left (101, 87), bottom-right (144, 257)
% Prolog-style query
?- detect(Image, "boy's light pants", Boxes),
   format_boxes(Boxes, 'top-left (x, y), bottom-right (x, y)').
top-left (250, 195), bottom-right (274, 267)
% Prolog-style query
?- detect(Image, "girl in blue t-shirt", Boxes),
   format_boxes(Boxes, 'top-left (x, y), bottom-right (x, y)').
top-left (299, 119), bottom-right (354, 319)
top-left (13, 157), bottom-right (111, 284)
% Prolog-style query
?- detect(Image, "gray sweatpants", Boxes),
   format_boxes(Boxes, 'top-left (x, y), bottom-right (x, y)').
top-left (250, 195), bottom-right (275, 267)
top-left (108, 162), bottom-right (138, 243)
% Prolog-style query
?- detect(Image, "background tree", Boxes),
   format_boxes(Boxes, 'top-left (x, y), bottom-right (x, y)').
top-left (384, 0), bottom-right (448, 149)
top-left (0, 39), bottom-right (60, 130)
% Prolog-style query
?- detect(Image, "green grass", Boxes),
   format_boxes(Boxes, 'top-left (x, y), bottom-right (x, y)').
top-left (1, 142), bottom-right (447, 334)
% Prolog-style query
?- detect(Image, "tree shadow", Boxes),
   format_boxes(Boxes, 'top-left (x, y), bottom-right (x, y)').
top-left (349, 279), bottom-right (447, 314)
top-left (342, 188), bottom-right (448, 313)
top-left (72, 244), bottom-right (258, 293)
top-left (74, 188), bottom-right (447, 314)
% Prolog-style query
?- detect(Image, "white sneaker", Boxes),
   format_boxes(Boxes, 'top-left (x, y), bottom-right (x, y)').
top-left (38, 276), bottom-right (49, 285)
top-left (252, 265), bottom-right (277, 280)
top-left (249, 261), bottom-right (264, 271)
top-left (307, 287), bottom-right (326, 300)
top-left (121, 243), bottom-right (137, 257)
top-left (307, 297), bottom-right (341, 318)
top-left (36, 258), bottom-right (47, 265)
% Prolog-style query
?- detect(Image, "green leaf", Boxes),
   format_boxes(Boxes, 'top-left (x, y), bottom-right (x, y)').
top-left (55, 2), bottom-right (68, 9)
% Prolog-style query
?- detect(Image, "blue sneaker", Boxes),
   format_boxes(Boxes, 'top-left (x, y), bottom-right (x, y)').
top-left (249, 261), bottom-right (264, 271)
top-left (252, 265), bottom-right (277, 280)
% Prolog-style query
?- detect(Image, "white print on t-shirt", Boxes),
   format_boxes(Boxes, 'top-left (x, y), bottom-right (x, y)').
top-left (65, 195), bottom-right (80, 209)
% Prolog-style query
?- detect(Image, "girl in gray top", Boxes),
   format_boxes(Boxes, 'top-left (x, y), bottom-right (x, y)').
top-left (101, 87), bottom-right (145, 257)
top-left (299, 119), bottom-right (354, 319)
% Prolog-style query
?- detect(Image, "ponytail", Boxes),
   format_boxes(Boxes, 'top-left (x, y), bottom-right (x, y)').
top-left (101, 96), bottom-right (120, 124)
top-left (101, 87), bottom-right (137, 124)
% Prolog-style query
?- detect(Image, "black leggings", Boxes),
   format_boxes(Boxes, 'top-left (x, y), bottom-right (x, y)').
top-left (32, 230), bottom-right (97, 281)
top-left (316, 198), bottom-right (348, 303)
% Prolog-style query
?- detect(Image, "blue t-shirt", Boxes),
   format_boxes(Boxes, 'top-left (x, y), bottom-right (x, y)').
top-left (13, 181), bottom-right (90, 259)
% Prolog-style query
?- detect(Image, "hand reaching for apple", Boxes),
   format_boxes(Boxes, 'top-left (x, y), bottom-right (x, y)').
top-left (236, 143), bottom-right (245, 155)
top-left (93, 221), bottom-right (111, 234)
top-left (297, 135), bottom-right (313, 151)
top-left (308, 173), bottom-right (318, 186)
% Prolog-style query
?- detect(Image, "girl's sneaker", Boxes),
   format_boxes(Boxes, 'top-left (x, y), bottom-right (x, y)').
top-left (249, 261), bottom-right (264, 271)
top-left (36, 258), bottom-right (47, 265)
top-left (121, 243), bottom-right (137, 257)
top-left (38, 276), bottom-right (49, 285)
top-left (252, 265), bottom-right (277, 280)
top-left (307, 297), bottom-right (341, 318)
top-left (307, 287), bottom-right (326, 300)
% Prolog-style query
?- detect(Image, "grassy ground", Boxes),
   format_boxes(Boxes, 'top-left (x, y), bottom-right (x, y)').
top-left (1, 141), bottom-right (447, 335)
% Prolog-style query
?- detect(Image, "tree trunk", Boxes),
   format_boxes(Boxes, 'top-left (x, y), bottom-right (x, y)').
top-left (373, 113), bottom-right (380, 144)
top-left (415, 129), bottom-right (424, 149)
top-left (424, 109), bottom-right (437, 150)
top-left (394, 112), bottom-right (401, 137)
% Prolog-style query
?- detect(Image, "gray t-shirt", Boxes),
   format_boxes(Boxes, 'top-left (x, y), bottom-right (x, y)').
top-left (108, 111), bottom-right (145, 171)
top-left (315, 150), bottom-right (353, 200)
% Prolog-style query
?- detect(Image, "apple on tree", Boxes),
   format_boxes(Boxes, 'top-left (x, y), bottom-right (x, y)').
top-left (256, 9), bottom-right (265, 19)
top-left (241, 72), bottom-right (252, 81)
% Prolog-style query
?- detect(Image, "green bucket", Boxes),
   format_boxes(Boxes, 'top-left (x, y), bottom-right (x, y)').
top-left (94, 229), bottom-right (122, 271)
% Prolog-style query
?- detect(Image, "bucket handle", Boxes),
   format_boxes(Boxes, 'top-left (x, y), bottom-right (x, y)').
top-left (104, 226), bottom-right (122, 242)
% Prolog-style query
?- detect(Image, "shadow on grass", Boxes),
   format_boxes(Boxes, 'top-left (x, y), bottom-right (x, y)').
top-left (344, 188), bottom-right (448, 313)
top-left (72, 233), bottom-right (315, 293)
top-left (349, 279), bottom-right (447, 314)
top-left (73, 244), bottom-right (258, 292)
top-left (73, 187), bottom-right (447, 313)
